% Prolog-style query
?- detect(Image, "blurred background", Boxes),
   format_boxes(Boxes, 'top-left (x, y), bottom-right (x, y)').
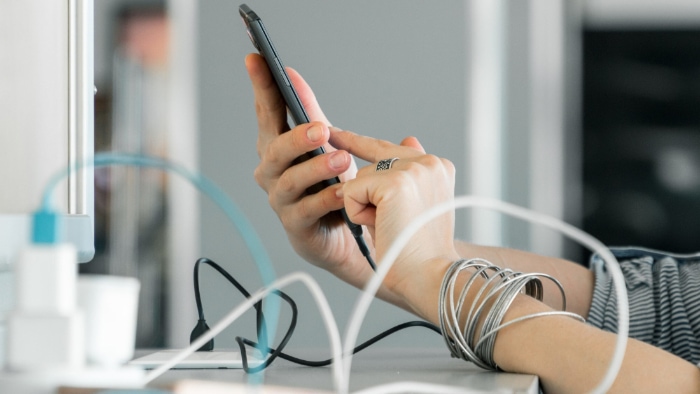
top-left (83, 0), bottom-right (700, 352)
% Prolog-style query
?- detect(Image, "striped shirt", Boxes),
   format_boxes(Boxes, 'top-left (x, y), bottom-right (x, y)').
top-left (587, 247), bottom-right (700, 365)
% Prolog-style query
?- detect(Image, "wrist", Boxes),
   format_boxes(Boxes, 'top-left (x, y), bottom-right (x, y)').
top-left (387, 257), bottom-right (456, 323)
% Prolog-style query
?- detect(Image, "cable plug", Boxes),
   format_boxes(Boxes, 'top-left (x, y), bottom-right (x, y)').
top-left (190, 319), bottom-right (214, 351)
top-left (31, 208), bottom-right (60, 244)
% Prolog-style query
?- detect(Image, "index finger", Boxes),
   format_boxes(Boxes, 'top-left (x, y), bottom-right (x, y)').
top-left (329, 129), bottom-right (422, 163)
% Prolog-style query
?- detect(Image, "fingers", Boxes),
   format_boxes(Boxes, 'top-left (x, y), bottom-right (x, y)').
top-left (254, 122), bottom-right (352, 191)
top-left (400, 136), bottom-right (425, 153)
top-left (376, 154), bottom-right (455, 181)
top-left (279, 184), bottom-right (346, 230)
top-left (339, 175), bottom-right (379, 228)
top-left (329, 129), bottom-right (424, 164)
top-left (342, 154), bottom-right (456, 227)
top-left (270, 148), bottom-right (351, 208)
top-left (340, 154), bottom-right (458, 275)
top-left (247, 54), bottom-right (361, 231)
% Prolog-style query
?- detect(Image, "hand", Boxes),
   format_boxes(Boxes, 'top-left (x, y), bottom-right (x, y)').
top-left (245, 54), bottom-right (371, 287)
top-left (331, 130), bottom-right (461, 293)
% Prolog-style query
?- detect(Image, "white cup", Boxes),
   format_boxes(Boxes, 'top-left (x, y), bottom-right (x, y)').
top-left (77, 275), bottom-right (140, 367)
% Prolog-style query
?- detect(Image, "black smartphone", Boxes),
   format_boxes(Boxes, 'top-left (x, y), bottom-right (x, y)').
top-left (239, 4), bottom-right (375, 269)
top-left (239, 4), bottom-right (334, 184)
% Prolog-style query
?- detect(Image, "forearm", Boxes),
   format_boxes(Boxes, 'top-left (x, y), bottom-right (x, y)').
top-left (363, 237), bottom-right (594, 319)
top-left (360, 237), bottom-right (595, 321)
top-left (454, 240), bottom-right (595, 319)
top-left (392, 257), bottom-right (700, 393)
top-left (496, 296), bottom-right (700, 393)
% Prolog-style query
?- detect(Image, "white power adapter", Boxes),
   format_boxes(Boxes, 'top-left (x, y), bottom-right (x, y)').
top-left (1, 242), bottom-right (145, 393)
top-left (7, 243), bottom-right (84, 371)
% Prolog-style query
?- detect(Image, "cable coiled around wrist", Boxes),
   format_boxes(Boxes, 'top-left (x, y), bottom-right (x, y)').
top-left (438, 258), bottom-right (585, 370)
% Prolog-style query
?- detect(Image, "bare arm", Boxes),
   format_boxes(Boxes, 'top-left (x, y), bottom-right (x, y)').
top-left (395, 257), bottom-right (700, 393)
top-left (334, 130), bottom-right (700, 393)
top-left (247, 55), bottom-right (700, 392)
top-left (454, 240), bottom-right (595, 319)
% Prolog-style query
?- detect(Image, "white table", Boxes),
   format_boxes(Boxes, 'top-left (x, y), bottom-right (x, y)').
top-left (142, 347), bottom-right (539, 393)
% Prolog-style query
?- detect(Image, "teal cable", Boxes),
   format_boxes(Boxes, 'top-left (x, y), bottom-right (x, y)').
top-left (41, 152), bottom-right (278, 385)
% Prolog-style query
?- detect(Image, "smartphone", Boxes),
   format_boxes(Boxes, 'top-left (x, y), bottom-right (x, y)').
top-left (239, 4), bottom-right (330, 173)
top-left (239, 4), bottom-right (374, 269)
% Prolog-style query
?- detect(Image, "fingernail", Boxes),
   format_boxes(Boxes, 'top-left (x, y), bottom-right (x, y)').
top-left (307, 124), bottom-right (323, 142)
top-left (329, 151), bottom-right (348, 169)
top-left (335, 186), bottom-right (344, 199)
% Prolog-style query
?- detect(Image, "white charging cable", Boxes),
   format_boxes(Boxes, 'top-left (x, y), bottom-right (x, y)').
top-left (342, 195), bottom-right (629, 394)
top-left (142, 271), bottom-right (346, 392)
top-left (141, 195), bottom-right (628, 394)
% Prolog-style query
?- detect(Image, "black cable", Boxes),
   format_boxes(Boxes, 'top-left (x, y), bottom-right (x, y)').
top-left (238, 320), bottom-right (440, 367)
top-left (237, 288), bottom-right (298, 373)
top-left (364, 251), bottom-right (377, 271)
top-left (340, 209), bottom-right (376, 271)
top-left (354, 233), bottom-right (375, 271)
top-left (191, 258), bottom-right (281, 355)
top-left (192, 257), bottom-right (299, 372)
top-left (191, 257), bottom-right (443, 372)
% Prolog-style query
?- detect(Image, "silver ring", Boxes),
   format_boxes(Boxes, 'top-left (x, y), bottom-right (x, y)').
top-left (375, 157), bottom-right (399, 172)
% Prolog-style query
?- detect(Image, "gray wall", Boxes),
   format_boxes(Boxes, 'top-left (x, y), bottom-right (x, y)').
top-left (196, 1), bottom-right (467, 350)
